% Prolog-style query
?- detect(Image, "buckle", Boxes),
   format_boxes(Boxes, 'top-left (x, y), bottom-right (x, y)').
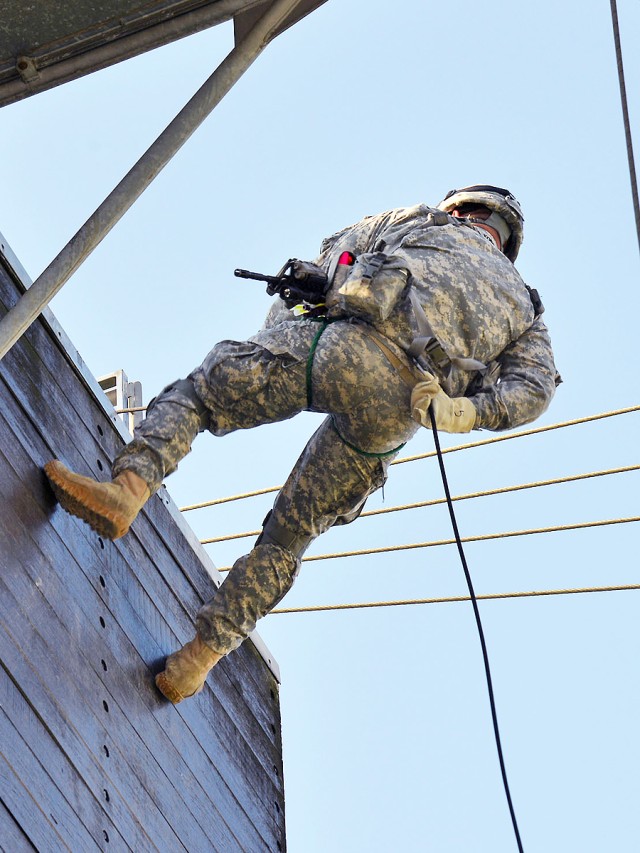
top-left (424, 339), bottom-right (449, 366)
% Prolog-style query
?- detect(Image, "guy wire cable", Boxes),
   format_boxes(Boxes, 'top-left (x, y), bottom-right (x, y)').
top-left (429, 403), bottom-right (524, 853)
top-left (204, 465), bottom-right (640, 545)
top-left (181, 404), bottom-right (640, 513)
top-left (610, 0), bottom-right (640, 255)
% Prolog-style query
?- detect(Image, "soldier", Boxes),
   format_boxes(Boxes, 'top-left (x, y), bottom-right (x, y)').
top-left (45, 185), bottom-right (559, 703)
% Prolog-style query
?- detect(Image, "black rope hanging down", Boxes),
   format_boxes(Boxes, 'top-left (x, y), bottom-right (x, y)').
top-left (429, 407), bottom-right (525, 853)
top-left (610, 0), bottom-right (640, 256)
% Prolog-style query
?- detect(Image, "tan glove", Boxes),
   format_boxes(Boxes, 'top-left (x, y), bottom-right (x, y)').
top-left (411, 375), bottom-right (477, 433)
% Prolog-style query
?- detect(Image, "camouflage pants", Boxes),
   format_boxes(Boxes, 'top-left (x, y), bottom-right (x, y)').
top-left (113, 319), bottom-right (420, 654)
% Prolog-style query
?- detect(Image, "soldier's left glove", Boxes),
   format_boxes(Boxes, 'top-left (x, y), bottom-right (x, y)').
top-left (411, 375), bottom-right (477, 434)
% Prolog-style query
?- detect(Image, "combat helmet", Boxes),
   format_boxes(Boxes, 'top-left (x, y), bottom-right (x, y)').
top-left (437, 185), bottom-right (524, 262)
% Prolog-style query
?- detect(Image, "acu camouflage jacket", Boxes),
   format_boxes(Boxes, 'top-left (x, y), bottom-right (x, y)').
top-left (266, 204), bottom-right (559, 432)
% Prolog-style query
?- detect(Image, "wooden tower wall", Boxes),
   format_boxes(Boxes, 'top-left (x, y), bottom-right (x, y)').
top-left (0, 240), bottom-right (286, 852)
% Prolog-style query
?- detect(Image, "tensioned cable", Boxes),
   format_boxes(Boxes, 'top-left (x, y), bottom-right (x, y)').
top-left (610, 0), bottom-right (640, 255)
top-left (201, 464), bottom-right (640, 544)
top-left (391, 405), bottom-right (639, 466)
top-left (270, 582), bottom-right (640, 614)
top-left (429, 407), bottom-right (523, 850)
top-left (179, 404), bottom-right (640, 512)
top-left (215, 516), bottom-right (640, 571)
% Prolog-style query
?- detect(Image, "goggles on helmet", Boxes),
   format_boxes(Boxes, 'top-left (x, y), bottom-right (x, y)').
top-left (438, 184), bottom-right (524, 262)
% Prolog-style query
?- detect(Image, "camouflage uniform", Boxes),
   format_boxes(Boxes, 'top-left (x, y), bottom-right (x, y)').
top-left (112, 205), bottom-right (558, 655)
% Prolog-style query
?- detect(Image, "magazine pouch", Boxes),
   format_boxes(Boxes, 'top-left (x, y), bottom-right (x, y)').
top-left (327, 252), bottom-right (409, 323)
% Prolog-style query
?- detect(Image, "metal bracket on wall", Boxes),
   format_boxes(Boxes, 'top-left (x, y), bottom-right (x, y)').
top-left (16, 56), bottom-right (40, 83)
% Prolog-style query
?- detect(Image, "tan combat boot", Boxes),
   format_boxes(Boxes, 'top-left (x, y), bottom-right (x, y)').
top-left (44, 460), bottom-right (150, 540)
top-left (155, 634), bottom-right (223, 704)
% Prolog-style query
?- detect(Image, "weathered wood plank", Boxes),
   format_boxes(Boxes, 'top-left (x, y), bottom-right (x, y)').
top-left (0, 408), bottom-right (282, 843)
top-left (0, 704), bottom-right (105, 852)
top-left (0, 262), bottom-right (283, 699)
top-left (0, 384), bottom-right (285, 796)
top-left (0, 258), bottom-right (286, 851)
top-left (0, 445), bottom-right (283, 852)
top-left (0, 269), bottom-right (284, 755)
top-left (0, 412), bottom-right (285, 847)
top-left (0, 580), bottom-right (185, 852)
top-left (0, 797), bottom-right (37, 853)
top-left (0, 751), bottom-right (71, 853)
top-left (1, 654), bottom-right (136, 852)
top-left (0, 503), bottom-right (251, 852)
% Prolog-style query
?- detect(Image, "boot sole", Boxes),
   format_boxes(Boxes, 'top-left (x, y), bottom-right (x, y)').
top-left (155, 671), bottom-right (192, 704)
top-left (44, 461), bottom-right (130, 540)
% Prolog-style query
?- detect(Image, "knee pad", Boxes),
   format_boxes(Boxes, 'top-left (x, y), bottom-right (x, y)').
top-left (256, 511), bottom-right (313, 560)
top-left (148, 378), bottom-right (209, 431)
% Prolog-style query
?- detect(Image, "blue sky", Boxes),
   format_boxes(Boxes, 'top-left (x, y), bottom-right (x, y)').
top-left (1, 1), bottom-right (639, 850)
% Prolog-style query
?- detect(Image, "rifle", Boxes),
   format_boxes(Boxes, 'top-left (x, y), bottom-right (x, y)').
top-left (234, 258), bottom-right (329, 309)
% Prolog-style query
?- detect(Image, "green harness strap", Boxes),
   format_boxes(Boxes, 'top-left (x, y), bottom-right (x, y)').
top-left (305, 319), bottom-right (406, 459)
top-left (330, 418), bottom-right (405, 458)
top-left (306, 319), bottom-right (329, 408)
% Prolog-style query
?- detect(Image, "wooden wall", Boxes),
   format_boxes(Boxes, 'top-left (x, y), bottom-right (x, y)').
top-left (0, 245), bottom-right (286, 852)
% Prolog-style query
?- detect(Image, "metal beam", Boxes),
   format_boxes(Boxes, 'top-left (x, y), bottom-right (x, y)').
top-left (0, 0), bottom-right (267, 108)
top-left (0, 0), bottom-right (305, 361)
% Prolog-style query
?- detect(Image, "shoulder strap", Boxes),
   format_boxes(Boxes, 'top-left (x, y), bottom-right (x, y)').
top-left (525, 285), bottom-right (545, 318)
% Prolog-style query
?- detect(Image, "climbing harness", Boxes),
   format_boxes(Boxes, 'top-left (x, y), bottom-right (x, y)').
top-left (305, 318), bottom-right (332, 408)
top-left (407, 289), bottom-right (488, 375)
top-left (356, 324), bottom-right (421, 388)
top-left (329, 418), bottom-right (405, 459)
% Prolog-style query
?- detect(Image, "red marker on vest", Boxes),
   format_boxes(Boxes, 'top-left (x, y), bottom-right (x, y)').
top-left (338, 251), bottom-right (355, 266)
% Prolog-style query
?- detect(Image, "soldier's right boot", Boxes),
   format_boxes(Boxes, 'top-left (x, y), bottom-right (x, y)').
top-left (44, 460), bottom-right (150, 540)
top-left (155, 633), bottom-right (223, 703)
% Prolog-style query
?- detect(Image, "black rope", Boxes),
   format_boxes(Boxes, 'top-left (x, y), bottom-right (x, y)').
top-left (610, 0), bottom-right (640, 256)
top-left (429, 406), bottom-right (524, 853)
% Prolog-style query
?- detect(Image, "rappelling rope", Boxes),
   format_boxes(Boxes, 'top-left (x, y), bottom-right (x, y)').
top-left (429, 404), bottom-right (524, 853)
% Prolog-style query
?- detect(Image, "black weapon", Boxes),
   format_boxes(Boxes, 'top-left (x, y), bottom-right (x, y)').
top-left (234, 258), bottom-right (329, 308)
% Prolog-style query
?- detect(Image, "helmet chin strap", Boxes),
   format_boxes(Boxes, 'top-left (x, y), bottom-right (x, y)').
top-left (484, 211), bottom-right (511, 247)
top-left (466, 211), bottom-right (511, 251)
